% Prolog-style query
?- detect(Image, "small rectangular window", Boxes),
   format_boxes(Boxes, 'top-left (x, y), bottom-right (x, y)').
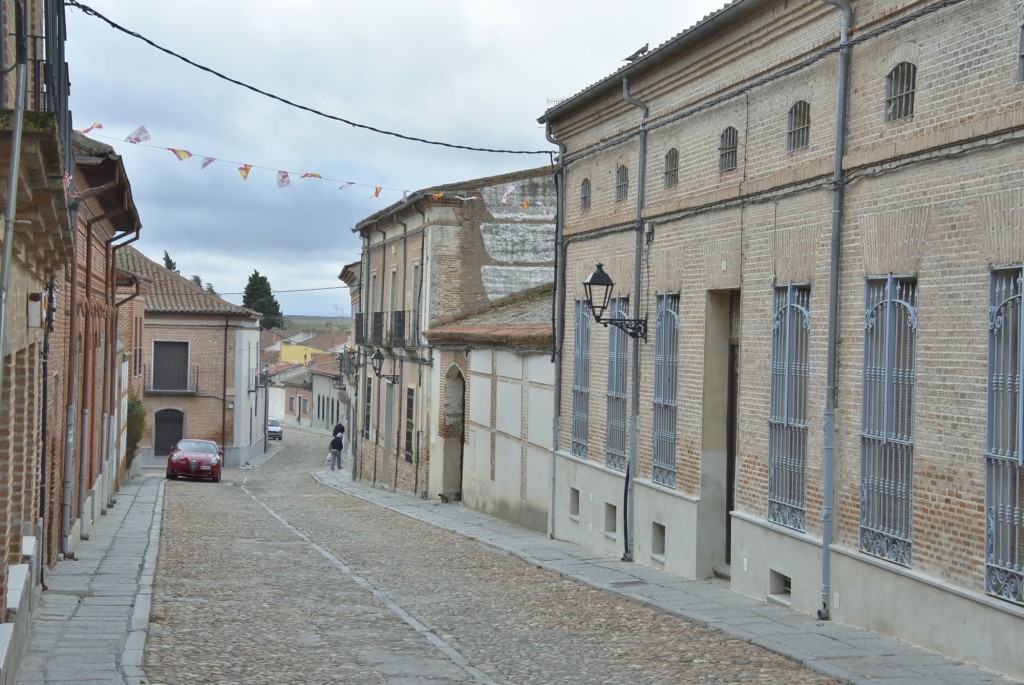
top-left (615, 165), bottom-right (629, 201)
top-left (719, 127), bottom-right (738, 172)
top-left (664, 148), bottom-right (679, 188)
top-left (580, 178), bottom-right (591, 211)
top-left (885, 62), bottom-right (917, 122)
top-left (405, 387), bottom-right (415, 463)
top-left (787, 101), bottom-right (810, 152)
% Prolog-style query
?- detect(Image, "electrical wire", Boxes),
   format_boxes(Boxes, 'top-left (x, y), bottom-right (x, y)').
top-left (65, 0), bottom-right (555, 160)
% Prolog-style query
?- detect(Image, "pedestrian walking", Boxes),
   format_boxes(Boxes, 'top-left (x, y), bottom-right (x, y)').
top-left (328, 432), bottom-right (344, 471)
top-left (332, 422), bottom-right (346, 439)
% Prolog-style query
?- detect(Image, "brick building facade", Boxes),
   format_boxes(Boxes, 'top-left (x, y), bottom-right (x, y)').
top-left (349, 169), bottom-right (556, 500)
top-left (540, 0), bottom-right (1024, 678)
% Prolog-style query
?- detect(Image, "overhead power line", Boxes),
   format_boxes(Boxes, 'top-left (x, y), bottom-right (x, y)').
top-left (65, 0), bottom-right (555, 159)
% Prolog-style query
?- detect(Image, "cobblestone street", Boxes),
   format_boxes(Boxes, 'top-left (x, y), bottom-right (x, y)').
top-left (144, 431), bottom-right (840, 685)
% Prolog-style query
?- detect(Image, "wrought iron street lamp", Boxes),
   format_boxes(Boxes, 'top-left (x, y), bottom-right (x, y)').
top-left (370, 348), bottom-right (399, 383)
top-left (583, 263), bottom-right (647, 340)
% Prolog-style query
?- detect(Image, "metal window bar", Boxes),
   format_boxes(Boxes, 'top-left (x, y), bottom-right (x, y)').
top-left (405, 387), bottom-right (415, 463)
top-left (652, 294), bottom-right (680, 488)
top-left (392, 310), bottom-right (406, 348)
top-left (572, 301), bottom-right (592, 458)
top-left (719, 127), bottom-right (738, 172)
top-left (371, 312), bottom-right (384, 345)
top-left (787, 101), bottom-right (810, 152)
top-left (860, 275), bottom-right (918, 567)
top-left (606, 298), bottom-right (629, 472)
top-left (363, 376), bottom-right (372, 439)
top-left (767, 284), bottom-right (811, 531)
top-left (615, 165), bottom-right (629, 201)
top-left (581, 178), bottom-right (591, 211)
top-left (664, 148), bottom-right (679, 188)
top-left (354, 313), bottom-right (365, 345)
top-left (885, 62), bottom-right (916, 122)
top-left (1019, 25), bottom-right (1024, 83)
top-left (986, 267), bottom-right (1024, 605)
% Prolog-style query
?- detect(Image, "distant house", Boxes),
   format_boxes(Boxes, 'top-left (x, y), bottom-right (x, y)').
top-left (116, 246), bottom-right (265, 468)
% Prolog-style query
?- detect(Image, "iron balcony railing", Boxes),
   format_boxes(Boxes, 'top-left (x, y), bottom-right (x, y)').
top-left (144, 364), bottom-right (200, 395)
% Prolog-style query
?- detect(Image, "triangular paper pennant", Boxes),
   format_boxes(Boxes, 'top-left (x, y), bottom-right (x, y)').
top-left (371, 187), bottom-right (382, 198)
top-left (502, 184), bottom-right (515, 204)
top-left (201, 157), bottom-right (215, 169)
top-left (80, 122), bottom-right (103, 134)
top-left (301, 173), bottom-right (322, 179)
top-left (276, 171), bottom-right (291, 188)
top-left (238, 164), bottom-right (253, 180)
top-left (125, 125), bottom-right (151, 144)
top-left (167, 148), bottom-right (193, 161)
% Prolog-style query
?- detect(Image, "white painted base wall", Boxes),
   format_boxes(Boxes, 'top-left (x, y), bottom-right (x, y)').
top-left (730, 515), bottom-right (1024, 682)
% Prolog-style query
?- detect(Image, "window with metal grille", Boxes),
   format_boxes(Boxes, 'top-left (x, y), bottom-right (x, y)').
top-left (1018, 26), bottom-right (1024, 83)
top-left (860, 275), bottom-right (918, 567)
top-left (363, 376), bottom-right (372, 439)
top-left (615, 165), bottom-right (629, 201)
top-left (653, 293), bottom-right (680, 487)
top-left (606, 297), bottom-right (629, 472)
top-left (768, 284), bottom-right (811, 531)
top-left (986, 267), bottom-right (1023, 606)
top-left (885, 62), bottom-right (916, 122)
top-left (571, 300), bottom-right (592, 458)
top-left (719, 127), bottom-right (738, 172)
top-left (664, 148), bottom-right (679, 188)
top-left (405, 387), bottom-right (415, 463)
top-left (580, 178), bottom-right (591, 211)
top-left (787, 101), bottom-right (810, 152)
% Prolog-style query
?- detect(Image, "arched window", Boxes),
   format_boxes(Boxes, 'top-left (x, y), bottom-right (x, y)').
top-left (580, 178), bottom-right (591, 211)
top-left (787, 101), bottom-right (810, 151)
top-left (615, 165), bottom-right (629, 201)
top-left (885, 62), bottom-right (917, 122)
top-left (663, 148), bottom-right (679, 188)
top-left (719, 127), bottom-right (738, 172)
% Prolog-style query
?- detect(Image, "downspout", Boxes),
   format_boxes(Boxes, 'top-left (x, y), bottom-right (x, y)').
top-left (414, 201), bottom-right (428, 497)
top-left (79, 220), bottom-right (96, 522)
top-left (621, 77), bottom-right (649, 562)
top-left (223, 317), bottom-right (229, 448)
top-left (105, 229), bottom-right (138, 496)
top-left (40, 277), bottom-right (57, 585)
top-left (394, 211), bottom-right (408, 492)
top-left (545, 122), bottom-right (566, 540)
top-left (62, 200), bottom-right (81, 558)
top-left (0, 0), bottom-right (28, 438)
top-left (374, 225), bottom-right (387, 485)
top-left (817, 0), bottom-right (852, 621)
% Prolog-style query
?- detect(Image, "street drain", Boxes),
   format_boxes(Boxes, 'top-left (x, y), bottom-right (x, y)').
top-left (610, 580), bottom-right (648, 587)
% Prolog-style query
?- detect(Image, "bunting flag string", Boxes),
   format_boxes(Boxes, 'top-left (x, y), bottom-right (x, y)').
top-left (75, 124), bottom-right (526, 206)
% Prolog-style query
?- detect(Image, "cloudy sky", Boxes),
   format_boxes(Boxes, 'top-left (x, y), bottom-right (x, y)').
top-left (65, 0), bottom-right (727, 318)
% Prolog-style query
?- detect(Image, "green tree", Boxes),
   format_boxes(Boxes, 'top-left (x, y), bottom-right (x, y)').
top-left (190, 275), bottom-right (203, 287)
top-left (243, 270), bottom-right (284, 329)
top-left (162, 251), bottom-right (179, 273)
top-left (205, 282), bottom-right (217, 295)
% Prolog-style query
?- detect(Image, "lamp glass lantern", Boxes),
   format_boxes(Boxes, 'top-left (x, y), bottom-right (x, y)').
top-left (583, 263), bottom-right (615, 322)
top-left (370, 348), bottom-right (384, 378)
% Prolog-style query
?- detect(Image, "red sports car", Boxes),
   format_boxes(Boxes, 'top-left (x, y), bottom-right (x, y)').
top-left (166, 439), bottom-right (223, 482)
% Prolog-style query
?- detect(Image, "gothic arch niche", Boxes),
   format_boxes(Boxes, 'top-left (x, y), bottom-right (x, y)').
top-left (441, 364), bottom-right (465, 501)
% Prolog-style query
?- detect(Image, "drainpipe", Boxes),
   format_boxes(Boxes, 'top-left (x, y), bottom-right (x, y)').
top-left (621, 77), bottom-right (649, 562)
top-left (0, 0), bottom-right (28, 437)
top-left (40, 276), bottom-right (57, 584)
top-left (395, 211), bottom-right (408, 491)
top-left (105, 229), bottom-right (138, 495)
top-left (545, 122), bottom-right (566, 540)
top-left (414, 200), bottom-right (428, 496)
top-left (817, 0), bottom-right (852, 621)
top-left (62, 199), bottom-right (80, 558)
top-left (79, 221), bottom-right (96, 523)
top-left (223, 317), bottom-right (229, 449)
top-left (374, 225), bottom-right (387, 485)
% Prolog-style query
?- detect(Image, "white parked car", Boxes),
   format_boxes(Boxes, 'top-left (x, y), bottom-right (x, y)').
top-left (267, 417), bottom-right (282, 440)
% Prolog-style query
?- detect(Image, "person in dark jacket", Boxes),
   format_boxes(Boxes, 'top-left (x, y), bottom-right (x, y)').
top-left (328, 433), bottom-right (344, 471)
